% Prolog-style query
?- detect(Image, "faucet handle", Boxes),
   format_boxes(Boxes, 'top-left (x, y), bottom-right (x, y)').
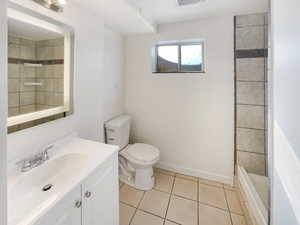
top-left (42, 150), bottom-right (50, 161)
top-left (21, 160), bottom-right (32, 172)
top-left (42, 145), bottom-right (53, 161)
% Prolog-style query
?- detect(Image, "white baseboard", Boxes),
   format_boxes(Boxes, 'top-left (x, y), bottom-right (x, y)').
top-left (156, 161), bottom-right (233, 185)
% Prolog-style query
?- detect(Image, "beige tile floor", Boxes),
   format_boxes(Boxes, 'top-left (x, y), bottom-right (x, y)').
top-left (120, 168), bottom-right (247, 225)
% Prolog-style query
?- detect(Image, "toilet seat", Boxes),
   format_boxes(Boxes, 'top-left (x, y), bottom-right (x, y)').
top-left (121, 143), bottom-right (160, 164)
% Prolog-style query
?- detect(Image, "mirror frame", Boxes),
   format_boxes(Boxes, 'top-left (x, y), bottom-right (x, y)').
top-left (7, 8), bottom-right (72, 127)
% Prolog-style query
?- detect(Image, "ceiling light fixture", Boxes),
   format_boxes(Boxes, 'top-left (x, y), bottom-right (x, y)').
top-left (32, 0), bottom-right (67, 12)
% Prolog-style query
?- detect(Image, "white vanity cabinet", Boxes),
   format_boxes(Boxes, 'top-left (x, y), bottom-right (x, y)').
top-left (82, 158), bottom-right (119, 225)
top-left (33, 156), bottom-right (119, 225)
top-left (34, 186), bottom-right (82, 225)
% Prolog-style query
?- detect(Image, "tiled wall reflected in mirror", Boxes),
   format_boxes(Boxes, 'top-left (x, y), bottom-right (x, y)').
top-left (7, 13), bottom-right (73, 133)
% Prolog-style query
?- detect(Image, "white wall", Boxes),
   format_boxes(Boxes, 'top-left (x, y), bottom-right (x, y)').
top-left (7, 0), bottom-right (124, 164)
top-left (271, 0), bottom-right (300, 224)
top-left (103, 27), bottom-right (124, 122)
top-left (124, 16), bottom-right (234, 183)
top-left (0, 1), bottom-right (7, 224)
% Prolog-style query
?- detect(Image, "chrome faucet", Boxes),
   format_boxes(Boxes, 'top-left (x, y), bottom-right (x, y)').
top-left (18, 145), bottom-right (53, 172)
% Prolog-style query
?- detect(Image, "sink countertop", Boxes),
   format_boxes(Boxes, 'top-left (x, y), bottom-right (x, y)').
top-left (8, 135), bottom-right (119, 225)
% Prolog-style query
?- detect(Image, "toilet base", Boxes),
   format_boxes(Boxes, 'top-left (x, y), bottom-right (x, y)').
top-left (120, 166), bottom-right (155, 191)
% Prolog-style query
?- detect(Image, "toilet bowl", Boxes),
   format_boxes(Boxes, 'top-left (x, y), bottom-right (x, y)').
top-left (105, 115), bottom-right (160, 190)
top-left (119, 143), bottom-right (160, 190)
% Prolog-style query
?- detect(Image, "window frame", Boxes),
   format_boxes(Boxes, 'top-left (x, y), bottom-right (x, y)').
top-left (152, 40), bottom-right (205, 74)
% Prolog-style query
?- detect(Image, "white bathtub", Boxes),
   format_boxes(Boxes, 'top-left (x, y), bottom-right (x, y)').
top-left (237, 166), bottom-right (269, 225)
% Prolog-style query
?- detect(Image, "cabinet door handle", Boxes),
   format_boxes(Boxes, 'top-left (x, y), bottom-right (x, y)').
top-left (75, 200), bottom-right (82, 208)
top-left (85, 191), bottom-right (92, 198)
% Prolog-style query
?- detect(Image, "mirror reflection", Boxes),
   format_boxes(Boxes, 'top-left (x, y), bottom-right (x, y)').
top-left (7, 16), bottom-right (69, 132)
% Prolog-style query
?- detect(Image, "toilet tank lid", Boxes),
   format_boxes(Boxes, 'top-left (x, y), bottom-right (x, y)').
top-left (105, 115), bottom-right (131, 129)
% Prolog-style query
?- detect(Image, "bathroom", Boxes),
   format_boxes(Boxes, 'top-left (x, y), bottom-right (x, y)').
top-left (0, 0), bottom-right (299, 225)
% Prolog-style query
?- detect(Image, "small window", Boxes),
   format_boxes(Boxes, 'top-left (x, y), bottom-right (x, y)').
top-left (153, 40), bottom-right (205, 73)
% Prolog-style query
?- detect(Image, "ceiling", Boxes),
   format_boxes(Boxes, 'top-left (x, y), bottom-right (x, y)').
top-left (8, 18), bottom-right (63, 41)
top-left (66, 0), bottom-right (268, 35)
top-left (128, 0), bottom-right (269, 24)
top-left (71, 0), bottom-right (156, 35)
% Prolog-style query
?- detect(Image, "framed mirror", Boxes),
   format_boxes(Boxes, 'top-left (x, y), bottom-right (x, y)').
top-left (7, 8), bottom-right (73, 133)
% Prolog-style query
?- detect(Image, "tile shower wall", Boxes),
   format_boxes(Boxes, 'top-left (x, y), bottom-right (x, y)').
top-left (36, 39), bottom-right (64, 111)
top-left (8, 36), bottom-right (64, 133)
top-left (234, 14), bottom-right (268, 176)
top-left (8, 36), bottom-right (36, 117)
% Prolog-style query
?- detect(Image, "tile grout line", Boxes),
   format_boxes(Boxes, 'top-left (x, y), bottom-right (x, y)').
top-left (122, 172), bottom-right (242, 225)
top-left (223, 187), bottom-right (234, 225)
top-left (197, 177), bottom-right (200, 225)
top-left (163, 173), bottom-right (176, 225)
top-left (128, 190), bottom-right (146, 225)
top-left (138, 208), bottom-right (166, 220)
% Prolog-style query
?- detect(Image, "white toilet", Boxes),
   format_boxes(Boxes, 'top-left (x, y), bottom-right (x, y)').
top-left (105, 115), bottom-right (160, 190)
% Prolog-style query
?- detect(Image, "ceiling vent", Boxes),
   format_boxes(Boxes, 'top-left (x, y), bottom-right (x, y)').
top-left (177, 0), bottom-right (203, 6)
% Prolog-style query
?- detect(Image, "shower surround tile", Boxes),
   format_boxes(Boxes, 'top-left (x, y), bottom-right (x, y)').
top-left (20, 46), bottom-right (36, 60)
top-left (8, 63), bottom-right (20, 78)
top-left (8, 107), bottom-right (19, 117)
top-left (8, 93), bottom-right (19, 107)
top-left (20, 92), bottom-right (35, 106)
top-left (20, 105), bottom-right (36, 114)
top-left (20, 78), bottom-right (36, 92)
top-left (237, 151), bottom-right (266, 175)
top-left (8, 78), bottom-right (20, 93)
top-left (236, 105), bottom-right (265, 130)
top-left (236, 81), bottom-right (265, 106)
top-left (236, 26), bottom-right (265, 50)
top-left (236, 13), bottom-right (266, 27)
top-left (20, 66), bottom-right (36, 78)
top-left (234, 14), bottom-right (268, 176)
top-left (236, 128), bottom-right (265, 154)
top-left (8, 44), bottom-right (20, 58)
top-left (236, 58), bottom-right (265, 81)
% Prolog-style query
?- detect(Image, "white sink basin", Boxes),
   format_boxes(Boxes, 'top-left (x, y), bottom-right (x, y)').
top-left (8, 153), bottom-right (87, 225)
top-left (8, 136), bottom-right (119, 225)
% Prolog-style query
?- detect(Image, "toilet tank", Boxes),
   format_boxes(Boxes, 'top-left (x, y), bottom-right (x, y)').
top-left (105, 115), bottom-right (131, 149)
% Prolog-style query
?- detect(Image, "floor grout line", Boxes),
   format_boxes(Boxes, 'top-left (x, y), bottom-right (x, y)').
top-left (165, 219), bottom-right (182, 225)
top-left (197, 178), bottom-right (200, 225)
top-left (224, 187), bottom-right (234, 225)
top-left (128, 190), bottom-right (146, 225)
top-left (121, 171), bottom-right (246, 225)
top-left (163, 172), bottom-right (176, 225)
top-left (138, 208), bottom-right (166, 220)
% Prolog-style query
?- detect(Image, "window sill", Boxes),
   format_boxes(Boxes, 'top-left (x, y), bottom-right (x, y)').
top-left (152, 71), bottom-right (206, 74)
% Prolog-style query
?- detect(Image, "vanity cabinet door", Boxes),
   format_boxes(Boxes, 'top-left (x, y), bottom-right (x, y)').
top-left (34, 186), bottom-right (82, 225)
top-left (82, 158), bottom-right (119, 225)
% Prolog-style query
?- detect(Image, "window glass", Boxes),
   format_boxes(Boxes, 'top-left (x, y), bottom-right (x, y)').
top-left (181, 45), bottom-right (203, 72)
top-left (157, 45), bottom-right (179, 72)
